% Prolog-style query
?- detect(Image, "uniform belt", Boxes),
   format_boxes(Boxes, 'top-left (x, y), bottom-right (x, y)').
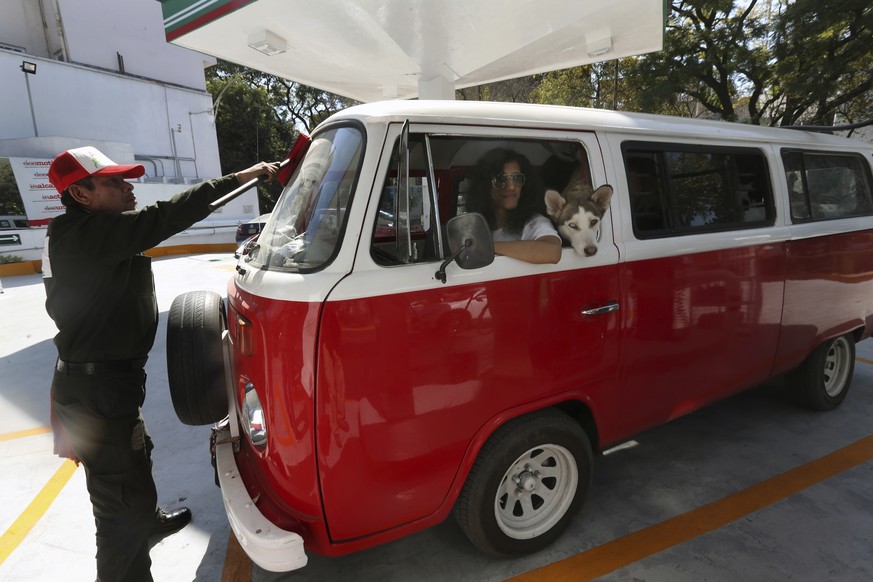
top-left (56, 358), bottom-right (148, 375)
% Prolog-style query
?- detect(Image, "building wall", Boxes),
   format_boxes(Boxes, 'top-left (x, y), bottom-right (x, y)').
top-left (0, 0), bottom-right (60, 58)
top-left (0, 0), bottom-right (258, 261)
top-left (1, 50), bottom-right (221, 179)
top-left (0, 0), bottom-right (215, 90)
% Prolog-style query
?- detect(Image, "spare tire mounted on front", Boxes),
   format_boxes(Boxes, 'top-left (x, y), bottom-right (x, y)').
top-left (166, 290), bottom-right (229, 425)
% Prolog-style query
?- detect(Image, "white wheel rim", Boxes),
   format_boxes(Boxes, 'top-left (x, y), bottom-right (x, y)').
top-left (823, 337), bottom-right (851, 397)
top-left (494, 443), bottom-right (578, 540)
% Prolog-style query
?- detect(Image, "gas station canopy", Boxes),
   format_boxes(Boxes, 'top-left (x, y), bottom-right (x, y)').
top-left (159, 0), bottom-right (665, 103)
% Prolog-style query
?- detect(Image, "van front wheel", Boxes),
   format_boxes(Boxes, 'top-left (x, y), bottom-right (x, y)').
top-left (454, 409), bottom-right (593, 556)
top-left (790, 333), bottom-right (855, 411)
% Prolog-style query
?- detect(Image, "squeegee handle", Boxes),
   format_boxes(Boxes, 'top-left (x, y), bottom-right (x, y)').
top-left (208, 158), bottom-right (290, 211)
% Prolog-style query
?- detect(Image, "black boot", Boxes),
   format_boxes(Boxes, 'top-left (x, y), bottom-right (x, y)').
top-left (150, 507), bottom-right (192, 538)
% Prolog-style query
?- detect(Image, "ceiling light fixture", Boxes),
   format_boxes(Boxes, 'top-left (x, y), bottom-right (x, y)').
top-left (247, 29), bottom-right (288, 56)
top-left (586, 35), bottom-right (613, 58)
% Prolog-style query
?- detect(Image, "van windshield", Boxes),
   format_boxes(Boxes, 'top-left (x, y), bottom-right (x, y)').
top-left (247, 126), bottom-right (363, 272)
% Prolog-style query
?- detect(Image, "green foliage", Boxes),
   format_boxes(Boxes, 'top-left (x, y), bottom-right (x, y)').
top-left (460, 0), bottom-right (872, 130)
top-left (0, 254), bottom-right (24, 264)
top-left (0, 159), bottom-right (25, 216)
top-left (531, 67), bottom-right (596, 108)
top-left (457, 76), bottom-right (542, 103)
top-left (772, 0), bottom-right (873, 126)
top-left (627, 0), bottom-right (774, 122)
top-left (205, 60), bottom-right (360, 212)
top-left (206, 75), bottom-right (290, 212)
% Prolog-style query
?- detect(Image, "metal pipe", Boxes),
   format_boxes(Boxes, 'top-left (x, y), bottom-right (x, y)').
top-left (23, 72), bottom-right (38, 137)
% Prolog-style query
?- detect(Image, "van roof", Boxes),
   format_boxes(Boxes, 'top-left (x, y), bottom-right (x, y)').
top-left (326, 100), bottom-right (872, 151)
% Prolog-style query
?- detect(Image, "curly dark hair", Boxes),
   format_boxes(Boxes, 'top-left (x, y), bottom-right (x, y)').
top-left (466, 149), bottom-right (545, 236)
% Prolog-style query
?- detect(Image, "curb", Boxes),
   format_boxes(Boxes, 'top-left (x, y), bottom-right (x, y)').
top-left (0, 261), bottom-right (41, 277)
top-left (0, 244), bottom-right (236, 278)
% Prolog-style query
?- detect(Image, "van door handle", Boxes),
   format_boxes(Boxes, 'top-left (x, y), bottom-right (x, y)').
top-left (581, 301), bottom-right (619, 316)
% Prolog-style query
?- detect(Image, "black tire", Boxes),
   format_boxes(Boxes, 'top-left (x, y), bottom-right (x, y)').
top-left (454, 409), bottom-right (593, 557)
top-left (788, 333), bottom-right (855, 411)
top-left (166, 290), bottom-right (229, 425)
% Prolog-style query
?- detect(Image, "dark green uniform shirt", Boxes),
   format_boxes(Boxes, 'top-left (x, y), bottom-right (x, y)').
top-left (44, 175), bottom-right (239, 363)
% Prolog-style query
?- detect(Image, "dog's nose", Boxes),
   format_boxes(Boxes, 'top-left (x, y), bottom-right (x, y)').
top-left (584, 246), bottom-right (597, 256)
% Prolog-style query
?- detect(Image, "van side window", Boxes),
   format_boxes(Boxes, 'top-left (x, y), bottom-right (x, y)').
top-left (623, 143), bottom-right (774, 238)
top-left (371, 135), bottom-right (441, 265)
top-left (781, 150), bottom-right (873, 222)
top-left (371, 135), bottom-right (593, 265)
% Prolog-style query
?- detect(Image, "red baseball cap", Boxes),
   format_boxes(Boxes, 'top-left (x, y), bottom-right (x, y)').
top-left (49, 146), bottom-right (145, 193)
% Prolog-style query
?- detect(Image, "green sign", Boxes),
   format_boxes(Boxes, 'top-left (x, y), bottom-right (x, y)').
top-left (0, 234), bottom-right (21, 246)
top-left (159, 0), bottom-right (256, 40)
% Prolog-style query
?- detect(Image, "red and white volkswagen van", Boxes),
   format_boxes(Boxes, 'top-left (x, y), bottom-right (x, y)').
top-left (167, 101), bottom-right (873, 572)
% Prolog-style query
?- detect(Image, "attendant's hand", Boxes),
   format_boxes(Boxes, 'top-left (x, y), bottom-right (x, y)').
top-left (235, 161), bottom-right (279, 185)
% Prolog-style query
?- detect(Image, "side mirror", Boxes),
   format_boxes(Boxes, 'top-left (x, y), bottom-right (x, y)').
top-left (435, 213), bottom-right (495, 283)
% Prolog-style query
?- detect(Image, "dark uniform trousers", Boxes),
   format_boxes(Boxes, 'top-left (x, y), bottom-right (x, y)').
top-left (51, 367), bottom-right (157, 582)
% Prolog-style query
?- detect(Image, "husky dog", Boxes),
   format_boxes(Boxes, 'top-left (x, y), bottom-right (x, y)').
top-left (544, 168), bottom-right (613, 257)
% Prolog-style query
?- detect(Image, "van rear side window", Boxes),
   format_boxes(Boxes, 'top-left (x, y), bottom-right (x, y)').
top-left (782, 150), bottom-right (873, 222)
top-left (623, 143), bottom-right (773, 238)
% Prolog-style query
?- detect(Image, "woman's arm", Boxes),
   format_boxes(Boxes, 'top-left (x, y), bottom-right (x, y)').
top-left (493, 235), bottom-right (562, 264)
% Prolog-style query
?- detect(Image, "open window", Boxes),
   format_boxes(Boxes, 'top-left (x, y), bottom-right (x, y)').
top-left (370, 133), bottom-right (593, 266)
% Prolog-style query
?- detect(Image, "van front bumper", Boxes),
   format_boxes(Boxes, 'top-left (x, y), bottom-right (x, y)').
top-left (213, 426), bottom-right (308, 572)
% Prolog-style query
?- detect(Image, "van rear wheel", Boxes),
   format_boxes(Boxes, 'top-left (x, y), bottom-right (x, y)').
top-left (454, 409), bottom-right (592, 556)
top-left (789, 333), bottom-right (855, 411)
top-left (166, 290), bottom-right (229, 425)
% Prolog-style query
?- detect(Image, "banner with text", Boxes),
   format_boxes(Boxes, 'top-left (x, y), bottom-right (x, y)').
top-left (9, 157), bottom-right (61, 227)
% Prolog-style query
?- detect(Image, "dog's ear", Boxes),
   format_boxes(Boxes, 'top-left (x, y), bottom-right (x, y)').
top-left (544, 189), bottom-right (565, 219)
top-left (590, 185), bottom-right (614, 213)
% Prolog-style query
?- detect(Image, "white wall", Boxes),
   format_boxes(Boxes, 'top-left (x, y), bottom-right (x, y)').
top-left (58, 0), bottom-right (216, 89)
top-left (0, 50), bottom-right (222, 180)
top-left (0, 0), bottom-right (56, 58)
top-left (0, 0), bottom-right (261, 261)
top-left (0, 0), bottom-right (215, 89)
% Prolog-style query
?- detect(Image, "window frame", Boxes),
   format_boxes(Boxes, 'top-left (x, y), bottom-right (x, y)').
top-left (780, 148), bottom-right (873, 224)
top-left (622, 141), bottom-right (776, 240)
top-left (369, 130), bottom-right (597, 267)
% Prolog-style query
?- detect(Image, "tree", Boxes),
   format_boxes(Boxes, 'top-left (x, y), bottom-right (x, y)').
top-left (207, 71), bottom-right (293, 212)
top-left (626, 0), bottom-right (773, 122)
top-left (530, 66), bottom-right (597, 108)
top-left (208, 60), bottom-right (357, 134)
top-left (205, 60), bottom-right (362, 211)
top-left (457, 75), bottom-right (542, 103)
top-left (0, 159), bottom-right (25, 216)
top-left (532, 60), bottom-right (654, 112)
top-left (527, 0), bottom-right (871, 130)
top-left (771, 0), bottom-right (873, 127)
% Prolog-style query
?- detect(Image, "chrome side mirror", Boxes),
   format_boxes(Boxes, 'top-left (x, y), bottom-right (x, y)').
top-left (435, 213), bottom-right (495, 283)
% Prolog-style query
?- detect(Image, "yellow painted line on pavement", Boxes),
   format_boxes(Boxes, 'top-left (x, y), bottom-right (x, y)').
top-left (0, 459), bottom-right (79, 566)
top-left (856, 356), bottom-right (873, 366)
top-left (0, 427), bottom-right (52, 442)
top-left (222, 531), bottom-right (253, 582)
top-left (511, 433), bottom-right (873, 582)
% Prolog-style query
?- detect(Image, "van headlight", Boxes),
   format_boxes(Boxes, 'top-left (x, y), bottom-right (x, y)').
top-left (242, 382), bottom-right (267, 447)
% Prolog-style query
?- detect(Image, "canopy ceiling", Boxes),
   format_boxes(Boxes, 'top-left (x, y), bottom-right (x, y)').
top-left (159, 0), bottom-right (665, 102)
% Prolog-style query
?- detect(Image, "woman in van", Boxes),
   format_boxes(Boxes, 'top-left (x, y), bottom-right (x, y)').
top-left (467, 149), bottom-right (562, 264)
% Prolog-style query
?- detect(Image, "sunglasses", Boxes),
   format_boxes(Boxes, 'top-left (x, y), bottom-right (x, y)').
top-left (491, 173), bottom-right (526, 188)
